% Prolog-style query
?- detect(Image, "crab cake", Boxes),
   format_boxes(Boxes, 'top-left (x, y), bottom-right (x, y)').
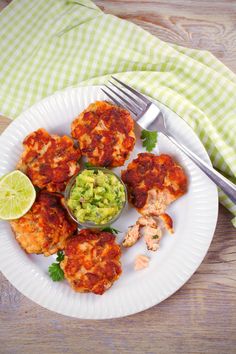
top-left (121, 153), bottom-right (187, 216)
top-left (71, 101), bottom-right (135, 167)
top-left (17, 128), bottom-right (81, 192)
top-left (60, 229), bottom-right (122, 295)
top-left (10, 191), bottom-right (77, 256)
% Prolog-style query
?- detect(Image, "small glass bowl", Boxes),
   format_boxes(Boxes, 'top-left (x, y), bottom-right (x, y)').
top-left (64, 167), bottom-right (127, 229)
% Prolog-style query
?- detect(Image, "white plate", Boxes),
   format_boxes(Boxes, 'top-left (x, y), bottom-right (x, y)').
top-left (0, 86), bottom-right (218, 319)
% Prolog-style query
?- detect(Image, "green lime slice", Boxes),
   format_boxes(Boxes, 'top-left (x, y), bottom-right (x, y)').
top-left (0, 170), bottom-right (36, 220)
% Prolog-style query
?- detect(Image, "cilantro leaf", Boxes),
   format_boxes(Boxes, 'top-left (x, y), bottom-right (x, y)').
top-left (102, 226), bottom-right (120, 234)
top-left (56, 250), bottom-right (64, 262)
top-left (48, 263), bottom-right (64, 281)
top-left (84, 162), bottom-right (94, 168)
top-left (141, 129), bottom-right (158, 152)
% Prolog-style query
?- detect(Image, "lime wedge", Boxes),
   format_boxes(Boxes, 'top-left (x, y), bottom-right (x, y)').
top-left (0, 170), bottom-right (36, 220)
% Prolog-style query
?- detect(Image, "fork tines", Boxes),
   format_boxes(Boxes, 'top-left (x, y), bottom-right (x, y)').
top-left (101, 76), bottom-right (150, 117)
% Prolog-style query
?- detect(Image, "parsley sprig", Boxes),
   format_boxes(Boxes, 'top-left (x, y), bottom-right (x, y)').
top-left (102, 226), bottom-right (120, 234)
top-left (141, 129), bottom-right (158, 152)
top-left (48, 251), bottom-right (65, 281)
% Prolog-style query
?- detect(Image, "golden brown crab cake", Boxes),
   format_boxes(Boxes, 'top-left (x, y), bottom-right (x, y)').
top-left (60, 229), bottom-right (122, 295)
top-left (121, 153), bottom-right (187, 215)
top-left (17, 128), bottom-right (81, 192)
top-left (71, 101), bottom-right (135, 167)
top-left (10, 191), bottom-right (77, 256)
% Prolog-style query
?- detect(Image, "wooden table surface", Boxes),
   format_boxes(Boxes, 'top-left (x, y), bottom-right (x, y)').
top-left (0, 1), bottom-right (236, 353)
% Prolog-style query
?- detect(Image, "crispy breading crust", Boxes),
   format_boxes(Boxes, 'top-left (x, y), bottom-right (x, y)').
top-left (60, 229), bottom-right (122, 295)
top-left (17, 128), bottom-right (81, 192)
top-left (10, 191), bottom-right (77, 256)
top-left (71, 101), bottom-right (135, 167)
top-left (121, 153), bottom-right (187, 214)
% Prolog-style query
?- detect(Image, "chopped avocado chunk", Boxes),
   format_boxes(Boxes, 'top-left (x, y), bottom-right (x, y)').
top-left (68, 169), bottom-right (126, 224)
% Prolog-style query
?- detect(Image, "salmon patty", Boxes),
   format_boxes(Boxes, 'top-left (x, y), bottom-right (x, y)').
top-left (60, 229), bottom-right (122, 295)
top-left (10, 191), bottom-right (77, 256)
top-left (71, 101), bottom-right (135, 167)
top-left (17, 128), bottom-right (81, 192)
top-left (121, 153), bottom-right (187, 215)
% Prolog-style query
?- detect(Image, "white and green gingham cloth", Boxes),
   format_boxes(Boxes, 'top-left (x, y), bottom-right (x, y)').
top-left (0, 0), bottom-right (236, 225)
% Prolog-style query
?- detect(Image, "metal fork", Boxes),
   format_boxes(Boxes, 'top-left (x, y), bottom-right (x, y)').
top-left (102, 76), bottom-right (236, 204)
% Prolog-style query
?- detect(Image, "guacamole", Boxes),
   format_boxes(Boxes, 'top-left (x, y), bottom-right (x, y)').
top-left (67, 169), bottom-right (126, 225)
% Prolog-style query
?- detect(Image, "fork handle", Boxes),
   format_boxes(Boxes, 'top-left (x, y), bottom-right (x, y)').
top-left (163, 132), bottom-right (236, 204)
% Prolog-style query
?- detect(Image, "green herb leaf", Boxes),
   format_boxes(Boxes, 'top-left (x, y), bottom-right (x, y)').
top-left (141, 129), bottom-right (158, 152)
top-left (48, 251), bottom-right (65, 281)
top-left (102, 226), bottom-right (120, 234)
top-left (48, 263), bottom-right (64, 281)
top-left (152, 235), bottom-right (159, 239)
top-left (84, 162), bottom-right (94, 168)
top-left (56, 250), bottom-right (64, 262)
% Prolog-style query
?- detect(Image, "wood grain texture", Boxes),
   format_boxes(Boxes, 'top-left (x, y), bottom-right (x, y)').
top-left (96, 0), bottom-right (236, 73)
top-left (0, 1), bottom-right (236, 354)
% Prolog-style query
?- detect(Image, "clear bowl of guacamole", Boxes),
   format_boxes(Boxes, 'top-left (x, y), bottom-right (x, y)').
top-left (65, 168), bottom-right (127, 227)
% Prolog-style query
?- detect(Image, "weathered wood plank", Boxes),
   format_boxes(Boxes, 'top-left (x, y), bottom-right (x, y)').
top-left (96, 0), bottom-right (236, 73)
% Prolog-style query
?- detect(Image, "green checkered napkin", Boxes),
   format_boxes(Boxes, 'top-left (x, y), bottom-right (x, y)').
top-left (0, 0), bottom-right (235, 225)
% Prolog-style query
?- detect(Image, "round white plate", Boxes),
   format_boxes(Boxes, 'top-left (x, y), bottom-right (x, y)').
top-left (0, 86), bottom-right (218, 319)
